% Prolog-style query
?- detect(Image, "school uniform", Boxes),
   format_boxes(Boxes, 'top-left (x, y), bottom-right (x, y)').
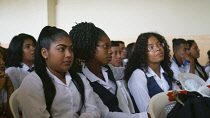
top-left (82, 64), bottom-right (148, 118)
top-left (5, 63), bottom-right (34, 90)
top-left (128, 66), bottom-right (178, 113)
top-left (170, 56), bottom-right (190, 81)
top-left (205, 65), bottom-right (210, 77)
top-left (82, 64), bottom-right (124, 112)
top-left (17, 68), bottom-right (100, 118)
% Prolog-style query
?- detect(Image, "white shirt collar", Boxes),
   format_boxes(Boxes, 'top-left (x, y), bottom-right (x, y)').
top-left (21, 63), bottom-right (34, 71)
top-left (145, 66), bottom-right (166, 77)
top-left (46, 68), bottom-right (72, 87)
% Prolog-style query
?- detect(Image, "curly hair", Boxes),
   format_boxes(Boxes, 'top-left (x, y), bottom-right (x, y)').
top-left (69, 22), bottom-right (107, 72)
top-left (124, 32), bottom-right (174, 82)
top-left (5, 33), bottom-right (36, 68)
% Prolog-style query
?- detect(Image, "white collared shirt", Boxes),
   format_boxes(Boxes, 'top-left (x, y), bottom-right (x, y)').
top-left (5, 63), bottom-right (34, 90)
top-left (128, 66), bottom-right (177, 113)
top-left (17, 69), bottom-right (100, 118)
top-left (82, 64), bottom-right (124, 94)
top-left (170, 59), bottom-right (190, 80)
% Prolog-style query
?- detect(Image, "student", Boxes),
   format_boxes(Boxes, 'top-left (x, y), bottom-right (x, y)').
top-left (123, 42), bottom-right (135, 66)
top-left (170, 38), bottom-right (195, 81)
top-left (110, 41), bottom-right (122, 67)
top-left (205, 50), bottom-right (210, 77)
top-left (116, 41), bottom-right (127, 67)
top-left (0, 47), bottom-right (14, 118)
top-left (186, 40), bottom-right (208, 81)
top-left (69, 22), bottom-right (148, 118)
top-left (5, 33), bottom-right (36, 90)
top-left (124, 32), bottom-right (178, 113)
top-left (17, 26), bottom-right (100, 118)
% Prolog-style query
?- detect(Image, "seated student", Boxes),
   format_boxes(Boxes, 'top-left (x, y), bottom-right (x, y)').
top-left (124, 32), bottom-right (179, 113)
top-left (110, 41), bottom-right (122, 67)
top-left (17, 26), bottom-right (100, 118)
top-left (170, 38), bottom-right (195, 82)
top-left (124, 42), bottom-right (135, 66)
top-left (5, 33), bottom-right (36, 90)
top-left (116, 41), bottom-right (127, 67)
top-left (187, 40), bottom-right (208, 81)
top-left (69, 22), bottom-right (148, 118)
top-left (0, 46), bottom-right (14, 118)
top-left (205, 50), bottom-right (210, 77)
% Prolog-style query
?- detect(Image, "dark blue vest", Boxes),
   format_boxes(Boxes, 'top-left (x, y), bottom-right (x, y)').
top-left (146, 73), bottom-right (172, 98)
top-left (87, 65), bottom-right (122, 112)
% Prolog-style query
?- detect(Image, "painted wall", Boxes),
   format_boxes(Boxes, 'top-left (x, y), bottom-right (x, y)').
top-left (0, 0), bottom-right (48, 45)
top-left (0, 0), bottom-right (210, 65)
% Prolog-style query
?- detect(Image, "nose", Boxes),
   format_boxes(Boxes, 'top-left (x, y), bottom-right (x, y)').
top-left (108, 48), bottom-right (113, 55)
top-left (66, 50), bottom-right (73, 58)
top-left (31, 45), bottom-right (36, 51)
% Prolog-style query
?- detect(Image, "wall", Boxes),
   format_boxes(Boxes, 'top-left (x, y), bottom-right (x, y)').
top-left (0, 0), bottom-right (48, 45)
top-left (0, 0), bottom-right (210, 65)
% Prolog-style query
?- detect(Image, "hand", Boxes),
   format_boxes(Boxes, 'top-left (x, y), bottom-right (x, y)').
top-left (183, 53), bottom-right (194, 63)
top-left (0, 71), bottom-right (7, 91)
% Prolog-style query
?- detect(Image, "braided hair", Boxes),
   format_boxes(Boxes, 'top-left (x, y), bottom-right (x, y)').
top-left (35, 26), bottom-right (70, 117)
top-left (124, 32), bottom-right (174, 82)
top-left (69, 22), bottom-right (107, 72)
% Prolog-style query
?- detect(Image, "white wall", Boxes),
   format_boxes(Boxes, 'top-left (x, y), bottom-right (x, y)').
top-left (56, 0), bottom-right (210, 40)
top-left (0, 0), bottom-right (48, 45)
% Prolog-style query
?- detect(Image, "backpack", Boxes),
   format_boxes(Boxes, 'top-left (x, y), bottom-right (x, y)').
top-left (167, 91), bottom-right (210, 118)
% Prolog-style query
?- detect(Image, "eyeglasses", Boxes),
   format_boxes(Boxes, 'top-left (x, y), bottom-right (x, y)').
top-left (147, 43), bottom-right (165, 52)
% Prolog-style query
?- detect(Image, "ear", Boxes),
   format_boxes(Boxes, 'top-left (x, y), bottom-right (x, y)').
top-left (41, 48), bottom-right (48, 59)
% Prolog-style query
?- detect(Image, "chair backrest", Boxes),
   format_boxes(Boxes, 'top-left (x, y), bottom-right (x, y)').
top-left (149, 91), bottom-right (187, 118)
top-left (178, 73), bottom-right (206, 91)
top-left (197, 85), bottom-right (210, 97)
top-left (9, 89), bottom-right (20, 118)
top-left (116, 80), bottom-right (135, 113)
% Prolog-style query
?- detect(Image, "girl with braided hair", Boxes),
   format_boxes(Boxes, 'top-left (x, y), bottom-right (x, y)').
top-left (124, 32), bottom-right (179, 113)
top-left (17, 26), bottom-right (100, 118)
top-left (69, 22), bottom-right (149, 118)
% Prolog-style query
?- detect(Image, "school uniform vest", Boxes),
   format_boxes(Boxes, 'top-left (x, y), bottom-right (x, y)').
top-left (146, 73), bottom-right (172, 98)
top-left (87, 65), bottom-right (122, 112)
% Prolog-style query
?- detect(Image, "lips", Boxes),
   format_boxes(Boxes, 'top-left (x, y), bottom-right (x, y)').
top-left (107, 57), bottom-right (112, 61)
top-left (63, 61), bottom-right (72, 65)
top-left (156, 53), bottom-right (163, 57)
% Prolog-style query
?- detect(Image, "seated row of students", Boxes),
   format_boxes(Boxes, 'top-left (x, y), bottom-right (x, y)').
top-left (2, 22), bottom-right (208, 117)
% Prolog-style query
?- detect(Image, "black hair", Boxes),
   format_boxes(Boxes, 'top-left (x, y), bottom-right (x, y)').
top-left (69, 22), bottom-right (107, 72)
top-left (207, 50), bottom-right (210, 61)
top-left (116, 41), bottom-right (125, 44)
top-left (126, 42), bottom-right (135, 58)
top-left (172, 38), bottom-right (187, 51)
top-left (5, 33), bottom-right (36, 68)
top-left (111, 41), bottom-right (120, 47)
top-left (35, 26), bottom-right (70, 116)
top-left (186, 40), bottom-right (208, 80)
top-left (124, 32), bottom-right (174, 82)
top-left (0, 46), bottom-right (6, 62)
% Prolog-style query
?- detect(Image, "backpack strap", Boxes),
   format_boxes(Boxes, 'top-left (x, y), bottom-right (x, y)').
top-left (69, 71), bottom-right (85, 115)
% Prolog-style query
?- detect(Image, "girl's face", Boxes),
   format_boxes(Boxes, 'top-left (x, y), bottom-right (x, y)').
top-left (147, 36), bottom-right (164, 64)
top-left (42, 36), bottom-right (74, 74)
top-left (22, 39), bottom-right (36, 63)
top-left (92, 35), bottom-right (113, 66)
top-left (0, 53), bottom-right (5, 71)
top-left (189, 42), bottom-right (200, 59)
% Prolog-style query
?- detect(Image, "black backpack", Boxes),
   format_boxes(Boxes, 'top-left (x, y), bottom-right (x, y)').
top-left (167, 91), bottom-right (210, 118)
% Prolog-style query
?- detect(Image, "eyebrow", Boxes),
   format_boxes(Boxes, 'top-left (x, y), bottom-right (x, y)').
top-left (148, 41), bottom-right (160, 46)
top-left (56, 44), bottom-right (73, 47)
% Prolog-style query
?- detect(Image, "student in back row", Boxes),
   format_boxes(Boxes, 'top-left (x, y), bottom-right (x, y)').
top-left (5, 33), bottom-right (36, 90)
